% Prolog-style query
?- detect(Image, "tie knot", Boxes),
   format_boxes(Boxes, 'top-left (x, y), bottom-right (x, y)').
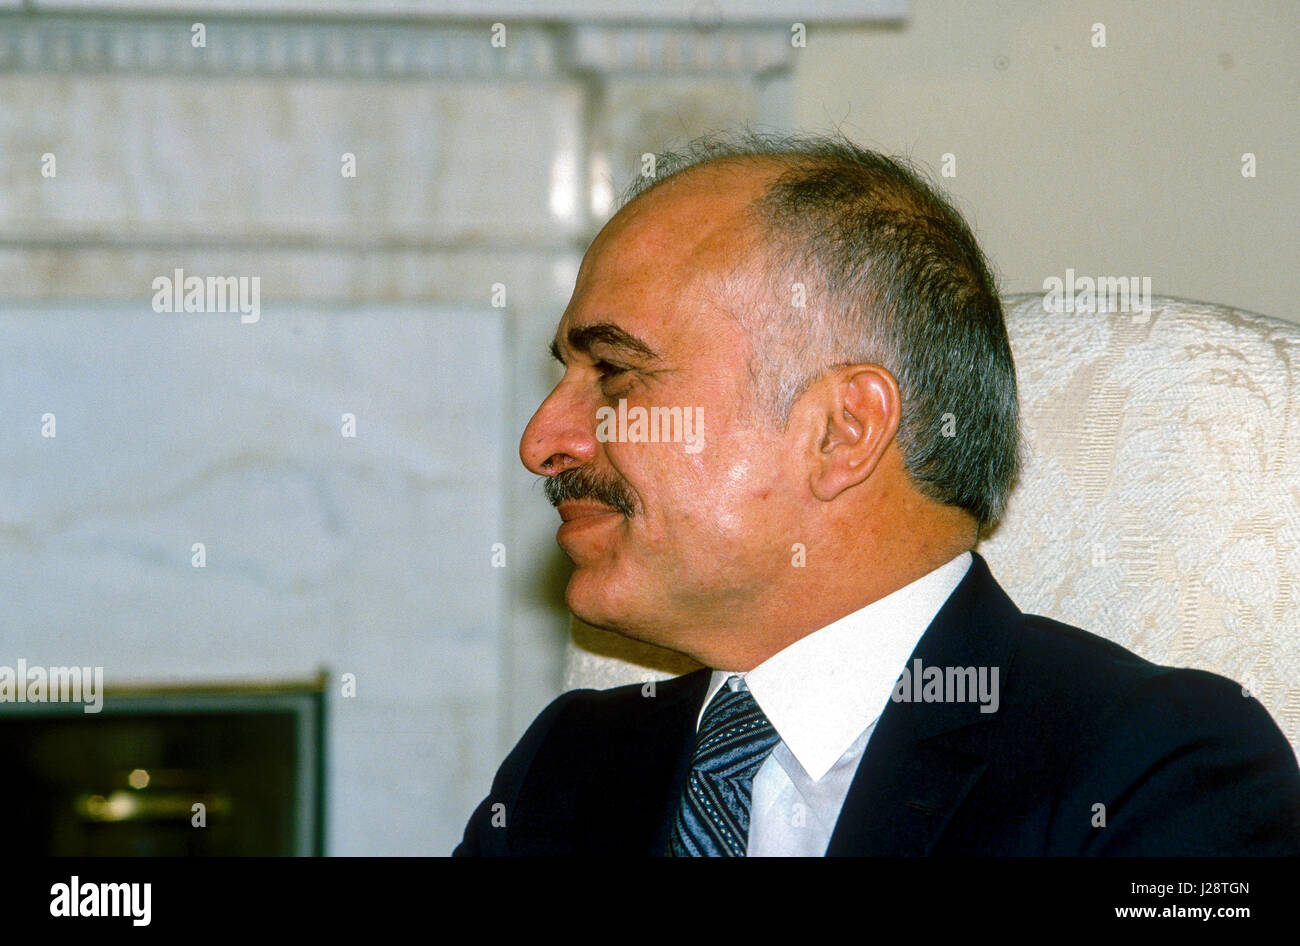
top-left (693, 679), bottom-right (781, 776)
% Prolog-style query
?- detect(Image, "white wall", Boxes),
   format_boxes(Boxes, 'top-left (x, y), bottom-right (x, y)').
top-left (794, 0), bottom-right (1298, 323)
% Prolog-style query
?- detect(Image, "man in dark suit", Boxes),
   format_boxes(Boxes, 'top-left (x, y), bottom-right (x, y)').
top-left (456, 132), bottom-right (1300, 856)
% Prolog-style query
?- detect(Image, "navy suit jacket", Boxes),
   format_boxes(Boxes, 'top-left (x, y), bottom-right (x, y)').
top-left (455, 552), bottom-right (1300, 855)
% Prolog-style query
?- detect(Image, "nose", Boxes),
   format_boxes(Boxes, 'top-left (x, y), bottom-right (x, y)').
top-left (520, 381), bottom-right (598, 476)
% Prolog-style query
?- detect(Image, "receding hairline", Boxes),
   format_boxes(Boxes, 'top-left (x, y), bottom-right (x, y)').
top-left (620, 135), bottom-right (937, 212)
top-left (620, 147), bottom-right (943, 291)
top-left (620, 152), bottom-right (803, 217)
top-left (604, 155), bottom-right (790, 307)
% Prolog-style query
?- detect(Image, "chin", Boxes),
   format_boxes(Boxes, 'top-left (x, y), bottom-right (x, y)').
top-left (565, 567), bottom-right (658, 640)
top-left (564, 568), bottom-right (625, 631)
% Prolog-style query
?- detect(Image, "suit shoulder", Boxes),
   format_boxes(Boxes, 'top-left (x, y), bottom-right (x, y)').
top-left (991, 615), bottom-right (1300, 853)
top-left (1010, 612), bottom-right (1284, 735)
top-left (452, 686), bottom-right (592, 855)
top-left (996, 613), bottom-right (1293, 763)
top-left (1006, 612), bottom-right (1167, 712)
top-left (453, 670), bottom-right (707, 854)
top-left (473, 668), bottom-right (707, 767)
top-left (572, 667), bottom-right (709, 703)
top-left (549, 668), bottom-right (710, 731)
top-left (1056, 665), bottom-right (1300, 854)
top-left (1017, 612), bottom-right (1157, 674)
top-left (469, 687), bottom-right (590, 798)
top-left (1086, 663), bottom-right (1294, 756)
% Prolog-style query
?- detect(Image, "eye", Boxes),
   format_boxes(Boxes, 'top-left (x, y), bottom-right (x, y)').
top-left (592, 360), bottom-right (635, 397)
top-left (593, 360), bottom-right (629, 380)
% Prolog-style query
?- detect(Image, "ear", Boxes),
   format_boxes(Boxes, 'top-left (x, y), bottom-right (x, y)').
top-left (807, 365), bottom-right (901, 502)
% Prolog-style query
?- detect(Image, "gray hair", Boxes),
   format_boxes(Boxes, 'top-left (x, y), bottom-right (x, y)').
top-left (620, 130), bottom-right (1022, 534)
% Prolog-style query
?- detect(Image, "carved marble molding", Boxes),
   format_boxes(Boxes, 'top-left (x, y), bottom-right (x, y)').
top-left (0, 2), bottom-right (906, 79)
top-left (25, 0), bottom-right (906, 24)
top-left (0, 16), bottom-right (556, 78)
top-left (565, 23), bottom-right (790, 76)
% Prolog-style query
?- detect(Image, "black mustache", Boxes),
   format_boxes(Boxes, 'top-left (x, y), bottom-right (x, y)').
top-left (544, 467), bottom-right (637, 517)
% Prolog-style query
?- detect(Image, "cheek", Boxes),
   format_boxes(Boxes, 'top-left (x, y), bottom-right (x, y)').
top-left (699, 459), bottom-right (757, 532)
top-left (672, 449), bottom-right (790, 541)
top-left (611, 398), bottom-right (791, 540)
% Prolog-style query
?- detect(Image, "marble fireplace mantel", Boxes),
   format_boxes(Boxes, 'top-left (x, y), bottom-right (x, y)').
top-left (0, 2), bottom-right (907, 80)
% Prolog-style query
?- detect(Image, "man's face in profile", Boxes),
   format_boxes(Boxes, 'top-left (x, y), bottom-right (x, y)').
top-left (521, 166), bottom-right (808, 658)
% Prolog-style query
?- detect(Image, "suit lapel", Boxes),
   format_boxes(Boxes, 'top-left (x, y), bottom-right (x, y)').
top-left (826, 552), bottom-right (1021, 855)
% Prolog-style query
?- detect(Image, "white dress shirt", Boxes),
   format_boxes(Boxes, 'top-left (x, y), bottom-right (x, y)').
top-left (696, 550), bottom-right (972, 856)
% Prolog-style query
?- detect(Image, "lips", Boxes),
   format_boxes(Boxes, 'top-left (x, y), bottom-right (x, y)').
top-left (557, 500), bottom-right (622, 523)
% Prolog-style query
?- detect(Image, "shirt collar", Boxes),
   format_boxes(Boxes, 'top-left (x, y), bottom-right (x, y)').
top-left (699, 550), bottom-right (972, 781)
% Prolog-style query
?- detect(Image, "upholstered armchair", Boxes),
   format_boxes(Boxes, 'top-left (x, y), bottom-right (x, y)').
top-left (563, 293), bottom-right (1300, 759)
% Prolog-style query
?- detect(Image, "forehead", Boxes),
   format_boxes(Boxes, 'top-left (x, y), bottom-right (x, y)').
top-left (558, 163), bottom-right (776, 350)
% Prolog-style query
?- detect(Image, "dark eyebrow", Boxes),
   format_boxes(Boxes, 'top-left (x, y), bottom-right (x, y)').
top-left (549, 322), bottom-right (659, 363)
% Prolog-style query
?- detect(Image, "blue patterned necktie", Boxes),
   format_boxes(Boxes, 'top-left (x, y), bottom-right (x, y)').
top-left (668, 675), bottom-right (781, 857)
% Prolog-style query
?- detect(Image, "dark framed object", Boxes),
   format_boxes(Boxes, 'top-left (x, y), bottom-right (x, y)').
top-left (0, 674), bottom-right (327, 856)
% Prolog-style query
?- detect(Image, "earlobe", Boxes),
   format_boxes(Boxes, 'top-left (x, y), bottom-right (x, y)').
top-left (809, 466), bottom-right (841, 502)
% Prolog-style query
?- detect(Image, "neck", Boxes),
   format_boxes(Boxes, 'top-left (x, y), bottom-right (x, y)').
top-left (682, 506), bottom-right (975, 670)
